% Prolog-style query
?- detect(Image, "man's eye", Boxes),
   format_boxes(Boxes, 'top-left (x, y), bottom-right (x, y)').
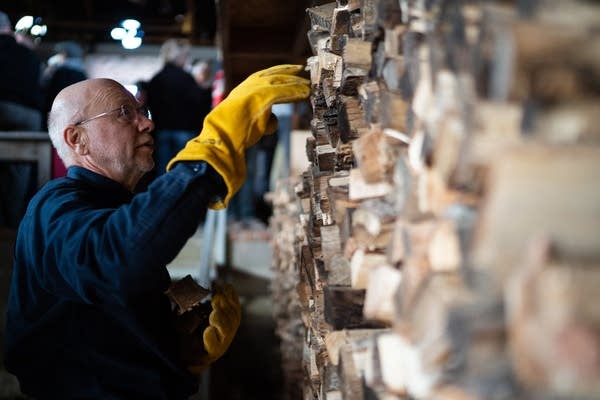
top-left (120, 106), bottom-right (134, 118)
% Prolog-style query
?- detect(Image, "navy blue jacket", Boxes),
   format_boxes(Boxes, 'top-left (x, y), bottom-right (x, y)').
top-left (5, 163), bottom-right (225, 399)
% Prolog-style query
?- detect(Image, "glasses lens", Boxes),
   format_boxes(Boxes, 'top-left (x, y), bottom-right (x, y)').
top-left (138, 105), bottom-right (151, 120)
top-left (114, 104), bottom-right (151, 124)
top-left (117, 105), bottom-right (135, 123)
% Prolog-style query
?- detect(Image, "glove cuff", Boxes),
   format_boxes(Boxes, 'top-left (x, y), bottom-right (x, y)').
top-left (167, 138), bottom-right (246, 208)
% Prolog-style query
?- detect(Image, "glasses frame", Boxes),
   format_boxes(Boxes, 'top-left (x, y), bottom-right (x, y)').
top-left (75, 104), bottom-right (151, 126)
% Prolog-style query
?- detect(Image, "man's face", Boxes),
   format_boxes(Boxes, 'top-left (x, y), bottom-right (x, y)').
top-left (77, 83), bottom-right (155, 189)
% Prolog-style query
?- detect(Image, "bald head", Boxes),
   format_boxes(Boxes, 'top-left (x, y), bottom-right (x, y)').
top-left (47, 77), bottom-right (155, 190)
top-left (48, 78), bottom-right (128, 165)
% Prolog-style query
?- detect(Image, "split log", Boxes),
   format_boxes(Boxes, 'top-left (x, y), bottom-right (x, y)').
top-left (352, 198), bottom-right (396, 251)
top-left (349, 249), bottom-right (388, 289)
top-left (343, 38), bottom-right (372, 71)
top-left (339, 345), bottom-right (365, 400)
top-left (348, 168), bottom-right (393, 201)
top-left (337, 95), bottom-right (368, 142)
top-left (307, 2), bottom-right (337, 32)
top-left (471, 144), bottom-right (600, 287)
top-left (353, 125), bottom-right (401, 183)
top-left (324, 286), bottom-right (387, 330)
top-left (505, 236), bottom-right (600, 396)
top-left (363, 264), bottom-right (402, 324)
top-left (325, 329), bottom-right (387, 366)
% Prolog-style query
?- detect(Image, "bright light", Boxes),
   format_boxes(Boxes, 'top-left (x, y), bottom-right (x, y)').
top-left (15, 16), bottom-right (34, 31)
top-left (122, 36), bottom-right (142, 50)
top-left (121, 19), bottom-right (141, 31)
top-left (30, 24), bottom-right (47, 36)
top-left (111, 27), bottom-right (127, 40)
top-left (125, 84), bottom-right (138, 96)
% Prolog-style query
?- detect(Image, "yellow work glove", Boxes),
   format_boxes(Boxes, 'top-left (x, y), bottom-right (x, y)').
top-left (187, 283), bottom-right (242, 375)
top-left (166, 64), bottom-right (310, 209)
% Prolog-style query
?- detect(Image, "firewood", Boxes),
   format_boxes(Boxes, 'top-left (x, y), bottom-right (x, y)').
top-left (407, 272), bottom-right (474, 377)
top-left (505, 236), bottom-right (600, 396)
top-left (375, 332), bottom-right (409, 395)
top-left (428, 206), bottom-right (477, 273)
top-left (320, 362), bottom-right (342, 400)
top-left (281, 1), bottom-right (600, 398)
top-left (340, 67), bottom-right (368, 97)
top-left (348, 168), bottom-right (392, 200)
top-left (316, 143), bottom-right (337, 172)
top-left (351, 198), bottom-right (396, 251)
top-left (350, 249), bottom-right (388, 289)
top-left (380, 86), bottom-right (410, 133)
top-left (339, 345), bottom-right (365, 400)
top-left (164, 275), bottom-right (211, 315)
top-left (337, 0), bottom-right (361, 12)
top-left (324, 286), bottom-right (387, 330)
top-left (337, 95), bottom-right (368, 142)
top-left (353, 125), bottom-right (401, 183)
top-left (327, 254), bottom-right (352, 286)
top-left (325, 329), bottom-right (386, 366)
top-left (307, 2), bottom-right (337, 32)
top-left (378, 331), bottom-right (439, 398)
top-left (363, 264), bottom-right (402, 324)
top-left (471, 144), bottom-right (600, 287)
top-left (532, 101), bottom-right (600, 144)
top-left (319, 50), bottom-right (344, 88)
top-left (321, 223), bottom-right (342, 265)
top-left (343, 38), bottom-right (372, 71)
top-left (358, 80), bottom-right (381, 125)
top-left (324, 286), bottom-right (366, 330)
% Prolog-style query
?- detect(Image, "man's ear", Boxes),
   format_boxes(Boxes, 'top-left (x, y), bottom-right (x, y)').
top-left (65, 125), bottom-right (88, 155)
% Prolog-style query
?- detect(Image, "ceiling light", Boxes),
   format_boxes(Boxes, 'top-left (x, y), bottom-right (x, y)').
top-left (121, 19), bottom-right (141, 31)
top-left (15, 16), bottom-right (34, 31)
top-left (111, 27), bottom-right (127, 40)
top-left (30, 24), bottom-right (47, 36)
top-left (122, 36), bottom-right (142, 50)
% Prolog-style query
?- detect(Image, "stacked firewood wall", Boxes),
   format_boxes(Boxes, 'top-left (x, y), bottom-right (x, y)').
top-left (270, 0), bottom-right (600, 399)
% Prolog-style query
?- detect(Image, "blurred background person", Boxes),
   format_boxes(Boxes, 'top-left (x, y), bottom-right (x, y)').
top-left (134, 80), bottom-right (150, 107)
top-left (0, 10), bottom-right (43, 229)
top-left (191, 58), bottom-right (213, 90)
top-left (147, 39), bottom-right (212, 180)
top-left (41, 40), bottom-right (88, 178)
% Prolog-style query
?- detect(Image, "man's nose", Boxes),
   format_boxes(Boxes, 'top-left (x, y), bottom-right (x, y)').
top-left (137, 114), bottom-right (154, 132)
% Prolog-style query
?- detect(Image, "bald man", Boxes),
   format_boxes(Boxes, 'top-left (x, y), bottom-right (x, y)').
top-left (5, 78), bottom-right (226, 398)
top-left (4, 67), bottom-right (310, 398)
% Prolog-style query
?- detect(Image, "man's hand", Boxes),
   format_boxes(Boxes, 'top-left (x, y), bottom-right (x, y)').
top-left (167, 64), bottom-right (310, 208)
top-left (187, 283), bottom-right (241, 375)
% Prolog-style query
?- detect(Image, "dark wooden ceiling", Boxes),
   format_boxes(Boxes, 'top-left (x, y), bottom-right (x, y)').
top-left (218, 0), bottom-right (320, 91)
top-left (3, 0), bottom-right (328, 92)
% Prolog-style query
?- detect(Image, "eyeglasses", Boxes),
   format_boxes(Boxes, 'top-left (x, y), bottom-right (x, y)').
top-left (75, 104), bottom-right (152, 126)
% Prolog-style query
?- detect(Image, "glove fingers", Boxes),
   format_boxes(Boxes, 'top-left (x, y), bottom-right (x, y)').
top-left (209, 306), bottom-right (238, 337)
top-left (203, 325), bottom-right (222, 351)
top-left (260, 81), bottom-right (310, 107)
top-left (218, 284), bottom-right (242, 319)
top-left (214, 284), bottom-right (240, 309)
top-left (253, 64), bottom-right (305, 77)
top-left (265, 75), bottom-right (310, 87)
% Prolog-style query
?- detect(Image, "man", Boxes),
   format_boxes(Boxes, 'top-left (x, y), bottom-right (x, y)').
top-left (4, 65), bottom-right (310, 398)
top-left (0, 10), bottom-right (44, 228)
top-left (147, 39), bottom-right (213, 178)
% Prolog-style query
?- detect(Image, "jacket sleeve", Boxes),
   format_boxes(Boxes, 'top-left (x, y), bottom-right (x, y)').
top-left (31, 162), bottom-right (226, 305)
